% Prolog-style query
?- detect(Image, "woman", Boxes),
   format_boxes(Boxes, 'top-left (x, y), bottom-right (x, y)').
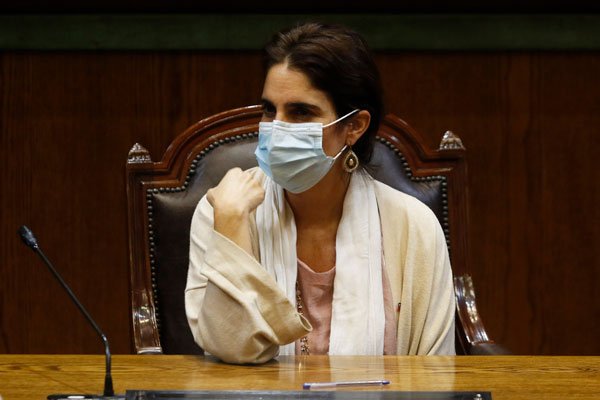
top-left (185, 22), bottom-right (455, 364)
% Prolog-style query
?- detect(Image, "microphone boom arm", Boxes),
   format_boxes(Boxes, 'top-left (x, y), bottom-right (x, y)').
top-left (18, 225), bottom-right (114, 398)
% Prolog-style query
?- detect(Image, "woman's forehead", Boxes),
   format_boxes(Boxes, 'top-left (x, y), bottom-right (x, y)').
top-left (262, 64), bottom-right (333, 111)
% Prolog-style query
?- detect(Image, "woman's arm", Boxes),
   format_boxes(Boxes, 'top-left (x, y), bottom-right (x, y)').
top-left (185, 170), bottom-right (310, 364)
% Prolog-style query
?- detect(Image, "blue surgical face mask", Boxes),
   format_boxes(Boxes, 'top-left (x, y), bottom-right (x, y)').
top-left (255, 109), bottom-right (359, 193)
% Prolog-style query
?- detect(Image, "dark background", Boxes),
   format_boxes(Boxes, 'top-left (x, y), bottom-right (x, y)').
top-left (1, 2), bottom-right (598, 355)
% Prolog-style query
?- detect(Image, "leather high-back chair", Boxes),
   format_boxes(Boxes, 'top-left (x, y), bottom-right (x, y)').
top-left (126, 105), bottom-right (508, 356)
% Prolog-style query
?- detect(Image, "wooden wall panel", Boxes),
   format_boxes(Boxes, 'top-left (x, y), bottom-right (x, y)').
top-left (376, 52), bottom-right (600, 355)
top-left (0, 52), bottom-right (265, 354)
top-left (0, 51), bottom-right (598, 355)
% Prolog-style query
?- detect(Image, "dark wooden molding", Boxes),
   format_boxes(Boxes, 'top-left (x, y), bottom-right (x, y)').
top-left (2, 14), bottom-right (600, 50)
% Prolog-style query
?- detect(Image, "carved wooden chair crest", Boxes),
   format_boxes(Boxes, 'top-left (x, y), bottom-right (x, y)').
top-left (126, 105), bottom-right (508, 355)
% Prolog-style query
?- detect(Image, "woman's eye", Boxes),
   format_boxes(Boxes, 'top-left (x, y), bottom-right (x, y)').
top-left (290, 108), bottom-right (312, 120)
top-left (262, 106), bottom-right (275, 118)
top-left (294, 108), bottom-right (309, 116)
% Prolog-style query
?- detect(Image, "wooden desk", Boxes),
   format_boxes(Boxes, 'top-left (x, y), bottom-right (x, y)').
top-left (1, 355), bottom-right (598, 399)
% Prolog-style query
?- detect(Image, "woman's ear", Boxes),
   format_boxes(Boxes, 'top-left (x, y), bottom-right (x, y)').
top-left (345, 110), bottom-right (371, 146)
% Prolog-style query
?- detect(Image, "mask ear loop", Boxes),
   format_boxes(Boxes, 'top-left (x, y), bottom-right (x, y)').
top-left (332, 144), bottom-right (349, 160)
top-left (323, 109), bottom-right (360, 128)
top-left (326, 109), bottom-right (360, 170)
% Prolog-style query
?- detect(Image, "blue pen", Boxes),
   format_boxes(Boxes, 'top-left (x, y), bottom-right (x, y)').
top-left (303, 379), bottom-right (390, 390)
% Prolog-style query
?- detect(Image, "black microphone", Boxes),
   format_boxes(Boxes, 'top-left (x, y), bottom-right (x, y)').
top-left (18, 225), bottom-right (119, 399)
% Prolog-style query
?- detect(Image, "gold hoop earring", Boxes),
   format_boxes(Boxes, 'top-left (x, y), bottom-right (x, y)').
top-left (343, 148), bottom-right (359, 173)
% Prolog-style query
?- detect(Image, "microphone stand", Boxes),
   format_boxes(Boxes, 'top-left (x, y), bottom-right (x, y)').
top-left (18, 225), bottom-right (118, 399)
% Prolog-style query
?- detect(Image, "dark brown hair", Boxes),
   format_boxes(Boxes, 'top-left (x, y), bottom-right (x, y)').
top-left (264, 22), bottom-right (383, 165)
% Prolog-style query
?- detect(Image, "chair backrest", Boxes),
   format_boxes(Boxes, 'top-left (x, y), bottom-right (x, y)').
top-left (126, 105), bottom-right (486, 355)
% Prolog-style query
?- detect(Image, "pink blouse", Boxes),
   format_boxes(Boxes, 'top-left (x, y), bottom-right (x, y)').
top-left (294, 259), bottom-right (398, 355)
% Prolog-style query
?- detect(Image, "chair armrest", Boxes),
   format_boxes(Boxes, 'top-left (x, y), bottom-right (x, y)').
top-left (454, 274), bottom-right (511, 355)
top-left (132, 288), bottom-right (163, 354)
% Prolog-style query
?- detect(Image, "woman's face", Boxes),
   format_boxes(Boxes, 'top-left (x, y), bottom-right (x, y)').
top-left (261, 63), bottom-right (347, 157)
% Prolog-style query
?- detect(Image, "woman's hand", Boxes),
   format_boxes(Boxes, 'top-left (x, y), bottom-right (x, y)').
top-left (207, 168), bottom-right (265, 217)
top-left (206, 168), bottom-right (264, 256)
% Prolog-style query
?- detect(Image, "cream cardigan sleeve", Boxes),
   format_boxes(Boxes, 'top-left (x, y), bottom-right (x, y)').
top-left (184, 196), bottom-right (311, 364)
top-left (376, 182), bottom-right (456, 355)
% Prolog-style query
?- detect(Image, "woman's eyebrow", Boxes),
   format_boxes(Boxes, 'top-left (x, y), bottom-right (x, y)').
top-left (260, 99), bottom-right (274, 108)
top-left (286, 102), bottom-right (322, 113)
